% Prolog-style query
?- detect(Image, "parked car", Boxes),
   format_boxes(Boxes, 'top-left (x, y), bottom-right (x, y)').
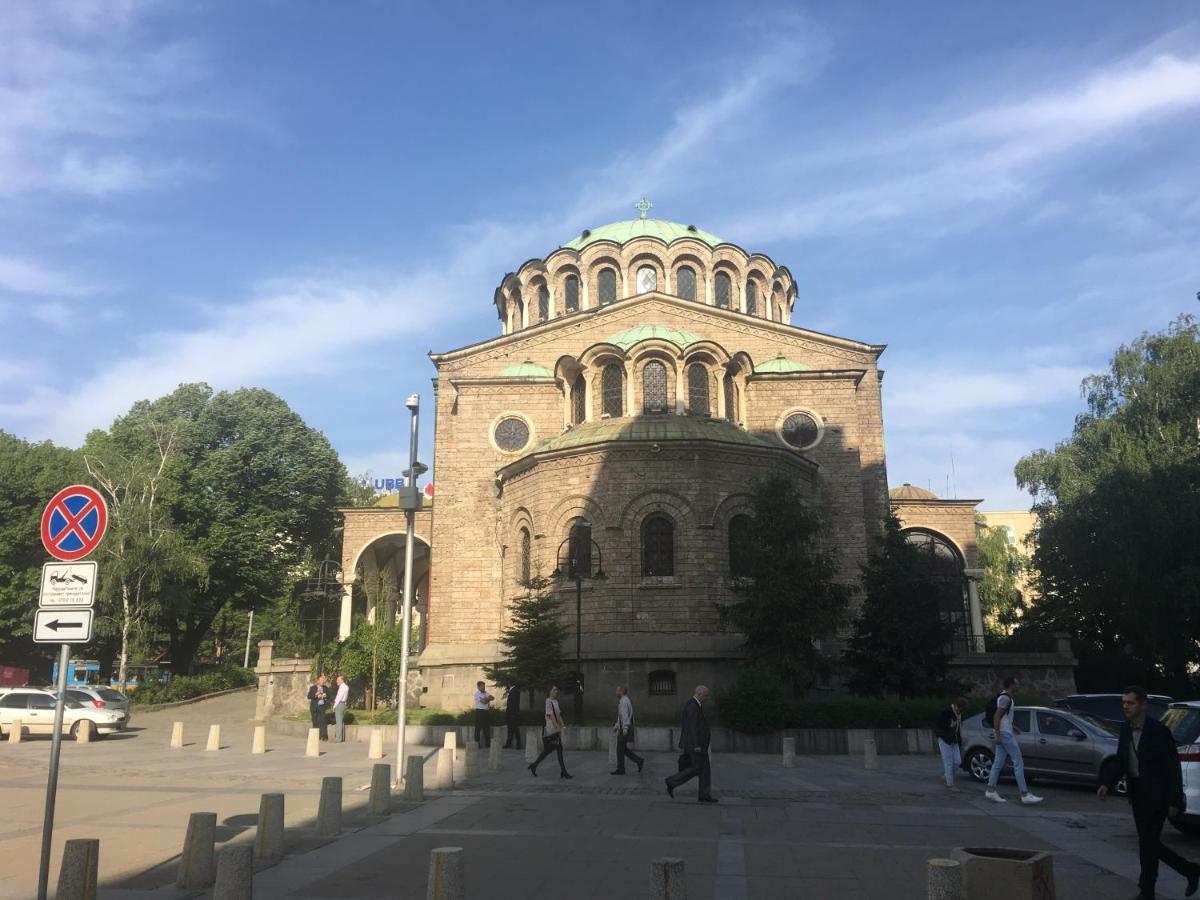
top-left (1054, 693), bottom-right (1173, 727)
top-left (66, 686), bottom-right (132, 722)
top-left (1160, 701), bottom-right (1200, 834)
top-left (961, 705), bottom-right (1125, 794)
top-left (0, 687), bottom-right (128, 739)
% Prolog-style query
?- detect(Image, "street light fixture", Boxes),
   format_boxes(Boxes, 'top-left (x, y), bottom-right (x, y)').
top-left (551, 521), bottom-right (605, 726)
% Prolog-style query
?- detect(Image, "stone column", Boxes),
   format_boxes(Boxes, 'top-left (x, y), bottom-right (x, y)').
top-left (964, 569), bottom-right (985, 652)
top-left (338, 576), bottom-right (354, 640)
top-left (674, 365), bottom-right (685, 415)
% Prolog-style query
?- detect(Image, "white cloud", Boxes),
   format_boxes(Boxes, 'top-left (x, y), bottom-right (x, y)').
top-left (0, 255), bottom-right (97, 296)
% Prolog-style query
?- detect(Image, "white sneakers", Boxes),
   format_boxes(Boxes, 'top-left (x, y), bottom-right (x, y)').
top-left (985, 788), bottom-right (1043, 805)
top-left (985, 789), bottom-right (1006, 803)
top-left (1020, 793), bottom-right (1044, 805)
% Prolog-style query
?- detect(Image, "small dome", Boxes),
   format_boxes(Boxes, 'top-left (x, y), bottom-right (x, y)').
top-left (562, 219), bottom-right (723, 250)
top-left (889, 483), bottom-right (940, 500)
top-left (757, 353), bottom-right (811, 374)
top-left (497, 360), bottom-right (554, 378)
top-left (605, 324), bottom-right (700, 350)
top-left (527, 416), bottom-right (778, 455)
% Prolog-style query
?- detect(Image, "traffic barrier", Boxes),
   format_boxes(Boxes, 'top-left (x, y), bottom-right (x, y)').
top-left (255, 792), bottom-right (285, 860)
top-left (524, 729), bottom-right (539, 763)
top-left (368, 728), bottom-right (384, 759)
top-left (317, 777), bottom-right (342, 838)
top-left (75, 720), bottom-right (93, 743)
top-left (369, 763), bottom-right (391, 815)
top-left (405, 755), bottom-right (425, 802)
top-left (305, 727), bottom-right (320, 758)
top-left (488, 738), bottom-right (502, 772)
top-left (213, 844), bottom-right (253, 900)
top-left (926, 858), bottom-right (964, 900)
top-left (782, 736), bottom-right (796, 768)
top-left (7, 720), bottom-right (21, 744)
top-left (649, 857), bottom-right (687, 899)
top-left (252, 723), bottom-right (266, 754)
top-left (176, 811), bottom-right (217, 889)
top-left (864, 738), bottom-right (879, 770)
top-left (206, 724), bottom-right (221, 752)
top-left (170, 721), bottom-right (184, 749)
top-left (56, 838), bottom-right (99, 900)
top-left (425, 846), bottom-right (465, 900)
top-left (435, 747), bottom-right (454, 790)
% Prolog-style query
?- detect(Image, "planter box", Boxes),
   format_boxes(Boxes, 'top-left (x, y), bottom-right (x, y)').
top-left (953, 847), bottom-right (1054, 900)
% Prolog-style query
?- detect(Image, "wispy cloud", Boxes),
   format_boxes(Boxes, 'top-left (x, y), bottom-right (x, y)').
top-left (0, 255), bottom-right (98, 297)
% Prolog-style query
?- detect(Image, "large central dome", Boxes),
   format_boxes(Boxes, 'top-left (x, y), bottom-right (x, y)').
top-left (562, 218), bottom-right (724, 250)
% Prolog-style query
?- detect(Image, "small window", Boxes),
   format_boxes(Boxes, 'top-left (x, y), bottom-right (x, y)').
top-left (519, 528), bottom-right (531, 583)
top-left (572, 373), bottom-right (586, 425)
top-left (715, 272), bottom-right (731, 309)
top-left (687, 363), bottom-right (710, 416)
top-left (494, 417), bottom-right (530, 452)
top-left (564, 275), bottom-right (580, 313)
top-left (723, 374), bottom-right (737, 423)
top-left (537, 285), bottom-right (549, 322)
top-left (649, 670), bottom-right (677, 696)
top-left (1037, 712), bottom-right (1076, 737)
top-left (677, 266), bottom-right (696, 301)
top-left (598, 269), bottom-right (617, 306)
top-left (636, 266), bottom-right (657, 294)
top-left (642, 514), bottom-right (674, 576)
top-left (0, 694), bottom-right (25, 708)
top-left (1012, 710), bottom-right (1032, 732)
top-left (642, 361), bottom-right (668, 414)
top-left (746, 281), bottom-right (757, 316)
top-left (28, 694), bottom-right (54, 710)
top-left (729, 514), bottom-right (753, 578)
top-left (601, 364), bottom-right (623, 417)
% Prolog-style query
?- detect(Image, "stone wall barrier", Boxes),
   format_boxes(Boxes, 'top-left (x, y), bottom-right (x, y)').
top-left (206, 724), bottom-right (221, 752)
top-left (255, 792), bottom-right (285, 861)
top-left (368, 727), bottom-right (384, 759)
top-left (524, 729), bottom-right (540, 763)
top-left (369, 763), bottom-right (391, 815)
top-left (252, 723), bottom-right (266, 754)
top-left (926, 858), bottom-right (964, 900)
top-left (405, 755), bottom-right (425, 802)
top-left (864, 738), bottom-right (879, 770)
top-left (425, 846), bottom-right (465, 900)
top-left (953, 847), bottom-right (1054, 900)
top-left (213, 843), bottom-right (253, 900)
top-left (436, 747), bottom-right (454, 790)
top-left (317, 776), bottom-right (342, 838)
top-left (488, 738), bottom-right (502, 772)
top-left (75, 719), bottom-right (93, 743)
top-left (176, 811), bottom-right (217, 889)
top-left (305, 727), bottom-right (320, 758)
top-left (56, 838), bottom-right (99, 900)
top-left (170, 721), bottom-right (184, 749)
top-left (649, 857), bottom-right (687, 899)
top-left (782, 736), bottom-right (796, 768)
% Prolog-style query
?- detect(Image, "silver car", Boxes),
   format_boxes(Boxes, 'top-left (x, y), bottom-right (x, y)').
top-left (961, 705), bottom-right (1124, 794)
top-left (1160, 702), bottom-right (1200, 834)
top-left (66, 686), bottom-right (131, 721)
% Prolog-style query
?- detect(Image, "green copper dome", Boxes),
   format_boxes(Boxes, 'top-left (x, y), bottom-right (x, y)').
top-left (605, 324), bottom-right (700, 350)
top-left (757, 354), bottom-right (811, 374)
top-left (563, 219), bottom-right (723, 250)
top-left (497, 360), bottom-right (554, 378)
top-left (527, 416), bottom-right (778, 455)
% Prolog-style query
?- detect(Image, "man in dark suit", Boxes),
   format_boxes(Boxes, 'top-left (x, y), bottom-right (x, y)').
top-left (503, 685), bottom-right (522, 749)
top-left (665, 685), bottom-right (717, 803)
top-left (1098, 685), bottom-right (1199, 899)
top-left (307, 675), bottom-right (329, 741)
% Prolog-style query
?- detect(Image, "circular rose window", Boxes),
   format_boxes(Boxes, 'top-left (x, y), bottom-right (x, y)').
top-left (780, 412), bottom-right (821, 450)
top-left (494, 417), bottom-right (530, 452)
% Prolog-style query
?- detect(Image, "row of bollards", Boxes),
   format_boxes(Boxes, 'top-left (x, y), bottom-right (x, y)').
top-left (5, 720), bottom-right (96, 744)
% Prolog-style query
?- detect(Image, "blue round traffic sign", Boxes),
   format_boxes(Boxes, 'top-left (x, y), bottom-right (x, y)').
top-left (40, 485), bottom-right (108, 561)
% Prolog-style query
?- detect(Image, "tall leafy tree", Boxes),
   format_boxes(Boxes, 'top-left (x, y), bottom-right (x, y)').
top-left (975, 518), bottom-right (1028, 634)
top-left (1015, 315), bottom-right (1200, 692)
top-left (484, 575), bottom-right (569, 697)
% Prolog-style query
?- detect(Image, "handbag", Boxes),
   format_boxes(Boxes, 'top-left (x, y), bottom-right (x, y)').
top-left (543, 732), bottom-right (562, 748)
top-left (677, 752), bottom-right (690, 772)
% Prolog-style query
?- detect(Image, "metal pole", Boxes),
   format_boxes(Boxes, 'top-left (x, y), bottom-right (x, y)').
top-left (243, 610), bottom-right (254, 668)
top-left (395, 395), bottom-right (420, 776)
top-left (575, 575), bottom-right (583, 726)
top-left (37, 643), bottom-right (70, 900)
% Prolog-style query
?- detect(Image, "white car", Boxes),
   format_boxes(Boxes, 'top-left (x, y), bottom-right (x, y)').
top-left (1161, 702), bottom-right (1200, 834)
top-left (66, 686), bottom-right (132, 721)
top-left (0, 688), bottom-right (127, 738)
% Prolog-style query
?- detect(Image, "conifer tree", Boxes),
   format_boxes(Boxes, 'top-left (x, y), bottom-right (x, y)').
top-left (484, 574), bottom-right (569, 697)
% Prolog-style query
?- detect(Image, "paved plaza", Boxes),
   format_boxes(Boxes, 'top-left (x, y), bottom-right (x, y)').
top-left (1, 692), bottom-right (1197, 898)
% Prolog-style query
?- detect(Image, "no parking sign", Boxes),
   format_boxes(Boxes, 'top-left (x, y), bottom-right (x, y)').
top-left (40, 484), bottom-right (108, 561)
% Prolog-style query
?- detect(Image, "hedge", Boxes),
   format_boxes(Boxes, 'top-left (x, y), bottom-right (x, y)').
top-left (129, 667), bottom-right (256, 705)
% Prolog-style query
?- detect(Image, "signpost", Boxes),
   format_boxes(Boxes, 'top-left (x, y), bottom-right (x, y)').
top-left (35, 485), bottom-right (106, 900)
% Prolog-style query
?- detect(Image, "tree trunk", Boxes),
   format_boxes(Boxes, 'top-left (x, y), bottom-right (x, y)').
top-left (118, 579), bottom-right (131, 693)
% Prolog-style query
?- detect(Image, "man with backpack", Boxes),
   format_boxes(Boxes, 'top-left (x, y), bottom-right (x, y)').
top-left (985, 675), bottom-right (1043, 805)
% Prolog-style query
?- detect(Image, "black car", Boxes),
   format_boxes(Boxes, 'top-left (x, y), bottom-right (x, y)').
top-left (1054, 693), bottom-right (1174, 727)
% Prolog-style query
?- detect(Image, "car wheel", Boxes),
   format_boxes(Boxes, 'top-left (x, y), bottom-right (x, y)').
top-left (69, 720), bottom-right (80, 738)
top-left (966, 747), bottom-right (994, 783)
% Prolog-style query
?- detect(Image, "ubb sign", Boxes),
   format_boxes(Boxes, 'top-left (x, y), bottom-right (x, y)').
top-left (362, 477), bottom-right (434, 497)
top-left (41, 485), bottom-right (108, 562)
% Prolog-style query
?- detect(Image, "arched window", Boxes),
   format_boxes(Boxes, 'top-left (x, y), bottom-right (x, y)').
top-left (564, 274), bottom-right (580, 313)
top-left (677, 266), bottom-right (696, 301)
top-left (636, 266), bottom-right (657, 293)
top-left (745, 281), bottom-right (757, 316)
top-left (513, 291), bottom-right (524, 328)
top-left (641, 514), bottom-right (674, 577)
top-left (723, 373), bottom-right (737, 423)
top-left (642, 361), bottom-right (668, 414)
top-left (902, 529), bottom-right (970, 647)
top-left (537, 285), bottom-right (549, 322)
top-left (601, 364), bottom-right (623, 417)
top-left (519, 527), bottom-right (532, 583)
top-left (571, 373), bottom-right (586, 425)
top-left (687, 363), bottom-right (710, 416)
top-left (728, 514), bottom-right (753, 578)
top-left (598, 269), bottom-right (617, 306)
top-left (715, 272), bottom-right (732, 309)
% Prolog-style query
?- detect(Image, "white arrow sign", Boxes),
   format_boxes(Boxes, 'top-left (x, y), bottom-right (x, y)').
top-left (33, 608), bottom-right (93, 644)
top-left (39, 562), bottom-right (97, 608)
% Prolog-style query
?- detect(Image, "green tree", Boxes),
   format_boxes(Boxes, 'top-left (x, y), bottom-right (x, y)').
top-left (720, 474), bottom-right (851, 696)
top-left (322, 620), bottom-right (402, 708)
top-left (843, 515), bottom-right (955, 699)
top-left (975, 517), bottom-right (1028, 634)
top-left (1015, 315), bottom-right (1200, 693)
top-left (484, 574), bottom-right (569, 696)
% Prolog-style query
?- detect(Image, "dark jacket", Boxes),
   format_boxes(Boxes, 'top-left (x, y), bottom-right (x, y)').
top-left (505, 687), bottom-right (521, 721)
top-left (307, 684), bottom-right (326, 712)
top-left (934, 707), bottom-right (962, 745)
top-left (1103, 715), bottom-right (1184, 812)
top-left (678, 697), bottom-right (711, 752)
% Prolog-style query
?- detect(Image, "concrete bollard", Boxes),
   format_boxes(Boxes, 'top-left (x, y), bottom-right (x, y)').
top-left (524, 729), bottom-right (540, 763)
top-left (488, 738), bottom-right (502, 772)
top-left (463, 741), bottom-right (479, 779)
top-left (176, 811), bottom-right (217, 889)
top-left (425, 846), bottom-right (465, 900)
top-left (75, 719), bottom-right (93, 743)
top-left (649, 857), bottom-right (687, 899)
top-left (369, 763), bottom-right (391, 815)
top-left (56, 838), bottom-right (99, 900)
top-left (443, 730), bottom-right (457, 762)
top-left (608, 730), bottom-right (618, 768)
top-left (864, 738), bottom-right (879, 770)
top-left (305, 727), bottom-right (320, 758)
top-left (405, 755), bottom-right (425, 802)
top-left (368, 727), bottom-right (384, 759)
top-left (213, 843), bottom-right (253, 900)
top-left (170, 721), bottom-right (184, 749)
top-left (436, 747), bottom-right (454, 790)
top-left (782, 736), bottom-right (796, 768)
top-left (206, 724), bottom-right (221, 752)
top-left (251, 723), bottom-right (266, 754)
top-left (317, 776), bottom-right (342, 838)
top-left (255, 793), bottom-right (285, 860)
top-left (926, 858), bottom-right (964, 900)
top-left (7, 720), bottom-right (21, 743)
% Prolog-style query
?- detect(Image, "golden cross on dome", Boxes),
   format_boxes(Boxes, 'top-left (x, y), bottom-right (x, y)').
top-left (634, 197), bottom-right (653, 219)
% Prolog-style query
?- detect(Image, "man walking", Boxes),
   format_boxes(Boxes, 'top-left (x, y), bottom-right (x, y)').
top-left (1098, 685), bottom-right (1200, 899)
top-left (503, 685), bottom-right (522, 749)
top-left (307, 674), bottom-right (329, 741)
top-left (474, 680), bottom-right (495, 748)
top-left (665, 685), bottom-right (717, 803)
top-left (985, 675), bottom-right (1042, 805)
top-left (333, 674), bottom-right (350, 743)
top-left (611, 686), bottom-right (644, 775)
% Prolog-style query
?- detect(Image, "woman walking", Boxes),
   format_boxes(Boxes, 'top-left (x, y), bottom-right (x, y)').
top-left (935, 696), bottom-right (967, 791)
top-left (529, 685), bottom-right (572, 779)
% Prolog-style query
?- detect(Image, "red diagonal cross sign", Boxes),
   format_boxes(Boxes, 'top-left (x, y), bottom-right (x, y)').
top-left (48, 496), bottom-right (98, 547)
top-left (41, 484), bottom-right (108, 561)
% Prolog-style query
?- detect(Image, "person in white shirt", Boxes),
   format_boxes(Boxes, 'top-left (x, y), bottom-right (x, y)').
top-left (333, 674), bottom-right (350, 742)
top-left (474, 681), bottom-right (495, 748)
top-left (528, 685), bottom-right (571, 778)
top-left (985, 675), bottom-right (1042, 805)
top-left (611, 685), bottom-right (644, 775)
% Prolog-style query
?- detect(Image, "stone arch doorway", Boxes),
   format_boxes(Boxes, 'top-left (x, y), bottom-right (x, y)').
top-left (339, 506), bottom-right (433, 642)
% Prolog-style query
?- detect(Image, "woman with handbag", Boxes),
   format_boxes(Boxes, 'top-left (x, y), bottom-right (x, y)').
top-left (528, 685), bottom-right (572, 779)
top-left (934, 696), bottom-right (967, 792)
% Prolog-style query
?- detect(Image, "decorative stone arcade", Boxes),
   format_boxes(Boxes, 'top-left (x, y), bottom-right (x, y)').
top-left (338, 502), bottom-right (433, 641)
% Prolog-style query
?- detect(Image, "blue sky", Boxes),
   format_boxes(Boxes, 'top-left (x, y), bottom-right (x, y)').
top-left (1, 1), bottom-right (1197, 509)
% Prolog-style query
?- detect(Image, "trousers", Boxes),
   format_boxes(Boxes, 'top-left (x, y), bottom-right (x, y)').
top-left (615, 729), bottom-right (644, 773)
top-left (937, 738), bottom-right (962, 785)
top-left (987, 731), bottom-right (1027, 793)
top-left (474, 709), bottom-right (491, 747)
top-left (666, 749), bottom-right (712, 799)
top-left (1130, 788), bottom-right (1199, 893)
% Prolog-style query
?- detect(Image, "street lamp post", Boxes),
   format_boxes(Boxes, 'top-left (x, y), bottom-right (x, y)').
top-left (551, 523), bottom-right (605, 726)
top-left (395, 395), bottom-right (424, 780)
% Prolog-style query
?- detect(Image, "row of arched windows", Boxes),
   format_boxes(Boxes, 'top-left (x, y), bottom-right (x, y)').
top-left (569, 362), bottom-right (740, 423)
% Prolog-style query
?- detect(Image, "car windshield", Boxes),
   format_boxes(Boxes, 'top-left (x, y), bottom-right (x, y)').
top-left (1162, 707), bottom-right (1200, 745)
top-left (97, 689), bottom-right (125, 701)
top-left (1075, 713), bottom-right (1119, 735)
